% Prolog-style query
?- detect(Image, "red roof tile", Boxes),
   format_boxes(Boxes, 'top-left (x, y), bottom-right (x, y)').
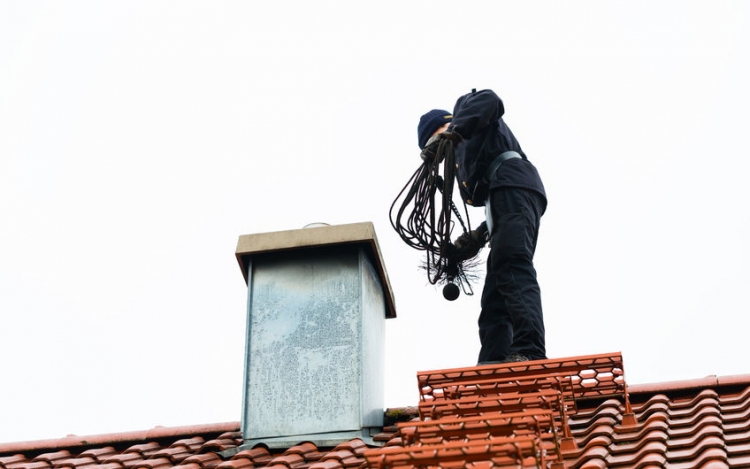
top-left (0, 455), bottom-right (27, 468)
top-left (213, 461), bottom-right (251, 469)
top-left (78, 449), bottom-right (117, 463)
top-left (53, 457), bottom-right (97, 469)
top-left (3, 353), bottom-right (750, 469)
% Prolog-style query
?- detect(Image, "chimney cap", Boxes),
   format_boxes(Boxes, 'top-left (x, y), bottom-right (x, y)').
top-left (235, 221), bottom-right (396, 318)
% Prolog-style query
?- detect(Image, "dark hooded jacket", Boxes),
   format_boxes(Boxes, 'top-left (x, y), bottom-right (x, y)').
top-left (449, 89), bottom-right (546, 209)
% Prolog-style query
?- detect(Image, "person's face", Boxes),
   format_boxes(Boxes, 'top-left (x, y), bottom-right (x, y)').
top-left (432, 123), bottom-right (450, 138)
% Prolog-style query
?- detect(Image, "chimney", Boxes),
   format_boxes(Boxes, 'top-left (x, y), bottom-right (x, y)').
top-left (234, 222), bottom-right (396, 449)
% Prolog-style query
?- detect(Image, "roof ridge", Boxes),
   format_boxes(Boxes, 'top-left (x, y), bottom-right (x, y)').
top-left (0, 423), bottom-right (240, 455)
top-left (628, 374), bottom-right (750, 395)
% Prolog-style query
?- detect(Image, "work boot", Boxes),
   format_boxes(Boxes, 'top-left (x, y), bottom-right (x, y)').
top-left (501, 353), bottom-right (530, 363)
top-left (477, 353), bottom-right (530, 366)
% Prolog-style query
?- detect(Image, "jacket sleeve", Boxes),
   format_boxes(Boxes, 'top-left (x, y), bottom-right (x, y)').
top-left (450, 89), bottom-right (505, 140)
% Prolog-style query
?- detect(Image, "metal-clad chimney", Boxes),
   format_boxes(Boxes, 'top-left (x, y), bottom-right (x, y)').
top-left (234, 222), bottom-right (396, 448)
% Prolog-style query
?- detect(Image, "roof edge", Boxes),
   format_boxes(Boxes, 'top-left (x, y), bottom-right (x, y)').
top-left (629, 373), bottom-right (750, 395)
top-left (0, 422), bottom-right (240, 455)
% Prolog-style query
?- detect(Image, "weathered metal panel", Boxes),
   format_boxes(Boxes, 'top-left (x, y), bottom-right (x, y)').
top-left (240, 245), bottom-right (385, 447)
top-left (360, 248), bottom-right (386, 428)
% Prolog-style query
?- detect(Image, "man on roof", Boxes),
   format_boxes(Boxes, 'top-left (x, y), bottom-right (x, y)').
top-left (418, 88), bottom-right (548, 364)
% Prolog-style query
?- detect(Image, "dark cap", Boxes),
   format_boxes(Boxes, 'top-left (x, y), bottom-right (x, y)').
top-left (417, 109), bottom-right (452, 149)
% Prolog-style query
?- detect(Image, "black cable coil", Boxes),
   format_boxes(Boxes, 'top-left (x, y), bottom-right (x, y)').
top-left (389, 139), bottom-right (483, 299)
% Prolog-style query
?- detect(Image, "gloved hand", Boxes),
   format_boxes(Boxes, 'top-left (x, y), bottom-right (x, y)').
top-left (453, 222), bottom-right (489, 260)
top-left (438, 131), bottom-right (462, 143)
top-left (420, 135), bottom-right (441, 162)
top-left (420, 131), bottom-right (463, 162)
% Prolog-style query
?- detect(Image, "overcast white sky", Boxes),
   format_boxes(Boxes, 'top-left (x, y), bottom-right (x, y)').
top-left (1, 1), bottom-right (749, 444)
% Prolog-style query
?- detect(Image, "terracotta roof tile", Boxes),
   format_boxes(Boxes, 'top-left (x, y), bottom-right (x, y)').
top-left (574, 444), bottom-right (609, 465)
top-left (167, 464), bottom-right (201, 469)
top-left (282, 443), bottom-right (317, 458)
top-left (231, 448), bottom-right (271, 466)
top-left (263, 454), bottom-right (304, 469)
top-left (8, 462), bottom-right (52, 469)
top-left (219, 459), bottom-right (249, 469)
top-left (76, 464), bottom-right (122, 469)
top-left (668, 435), bottom-right (726, 459)
top-left (327, 441), bottom-right (367, 457)
top-left (198, 435), bottom-right (241, 455)
top-left (33, 452), bottom-right (72, 465)
top-left (123, 445), bottom-right (160, 459)
top-left (729, 454), bottom-right (750, 467)
top-left (102, 453), bottom-right (137, 467)
top-left (148, 449), bottom-right (189, 465)
top-left (129, 458), bottom-right (172, 469)
top-left (53, 456), bottom-right (97, 469)
top-left (726, 429), bottom-right (750, 448)
top-left (318, 450), bottom-right (355, 465)
top-left (180, 455), bottom-right (220, 467)
top-left (577, 458), bottom-right (607, 469)
top-left (77, 449), bottom-right (117, 464)
top-left (212, 460), bottom-right (251, 469)
top-left (0, 456), bottom-right (28, 469)
top-left (168, 440), bottom-right (203, 452)
top-left (100, 454), bottom-right (140, 467)
top-left (305, 461), bottom-right (343, 469)
top-left (726, 406), bottom-right (750, 426)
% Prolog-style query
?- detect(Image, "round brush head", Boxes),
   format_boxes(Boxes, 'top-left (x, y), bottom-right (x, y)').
top-left (443, 282), bottom-right (460, 301)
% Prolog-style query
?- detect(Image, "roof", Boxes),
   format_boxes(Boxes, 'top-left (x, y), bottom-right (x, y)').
top-left (3, 353), bottom-right (750, 469)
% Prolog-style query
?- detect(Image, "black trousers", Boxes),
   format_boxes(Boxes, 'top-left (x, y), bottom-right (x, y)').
top-left (477, 187), bottom-right (546, 363)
